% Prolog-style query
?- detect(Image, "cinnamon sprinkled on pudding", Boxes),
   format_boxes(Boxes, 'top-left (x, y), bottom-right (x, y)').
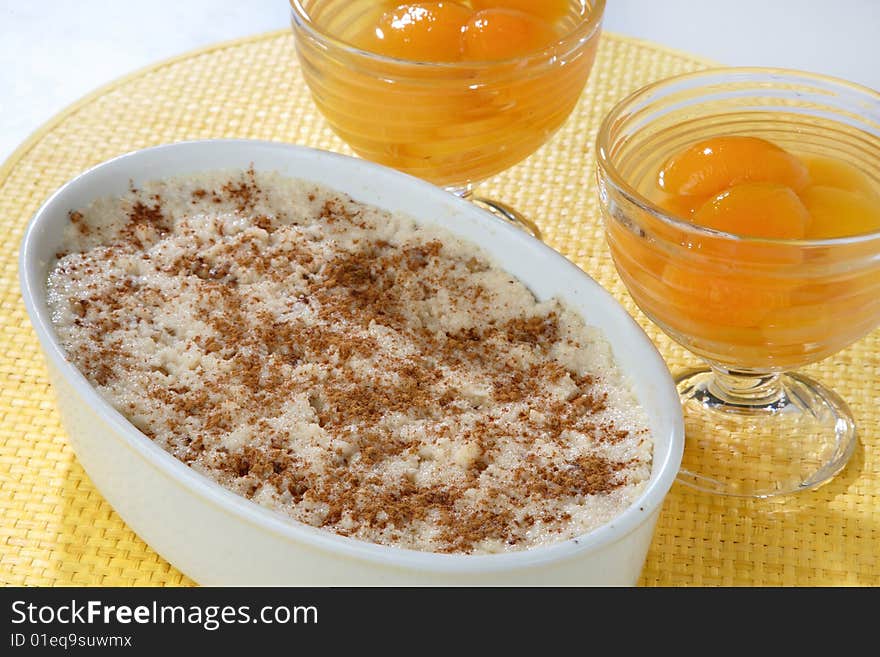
top-left (47, 170), bottom-right (653, 554)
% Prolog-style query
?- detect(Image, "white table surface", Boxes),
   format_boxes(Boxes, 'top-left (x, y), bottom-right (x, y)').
top-left (2, 0), bottom-right (878, 163)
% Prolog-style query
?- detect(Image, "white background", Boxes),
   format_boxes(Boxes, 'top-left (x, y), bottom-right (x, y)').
top-left (2, 0), bottom-right (878, 161)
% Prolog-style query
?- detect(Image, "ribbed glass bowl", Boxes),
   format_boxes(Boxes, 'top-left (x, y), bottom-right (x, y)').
top-left (596, 68), bottom-right (880, 497)
top-left (290, 0), bottom-right (604, 193)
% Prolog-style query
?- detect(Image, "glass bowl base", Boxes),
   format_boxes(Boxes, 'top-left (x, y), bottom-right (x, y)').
top-left (675, 368), bottom-right (857, 498)
top-left (446, 185), bottom-right (543, 240)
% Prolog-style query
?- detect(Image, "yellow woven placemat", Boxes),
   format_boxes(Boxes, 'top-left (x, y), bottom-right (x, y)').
top-left (1, 30), bottom-right (877, 587)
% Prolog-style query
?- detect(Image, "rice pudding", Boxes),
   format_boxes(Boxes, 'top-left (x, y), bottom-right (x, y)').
top-left (47, 169), bottom-right (653, 554)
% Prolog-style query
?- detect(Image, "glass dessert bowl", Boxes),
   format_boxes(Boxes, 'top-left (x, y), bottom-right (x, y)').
top-left (596, 68), bottom-right (880, 498)
top-left (290, 0), bottom-right (604, 237)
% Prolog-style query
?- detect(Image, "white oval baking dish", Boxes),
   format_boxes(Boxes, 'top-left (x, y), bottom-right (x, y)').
top-left (20, 140), bottom-right (683, 585)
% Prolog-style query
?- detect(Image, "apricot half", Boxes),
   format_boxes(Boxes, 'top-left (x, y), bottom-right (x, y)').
top-left (801, 156), bottom-right (879, 198)
top-left (361, 2), bottom-right (472, 62)
top-left (462, 8), bottom-right (557, 60)
top-left (660, 262), bottom-right (791, 329)
top-left (658, 136), bottom-right (810, 197)
top-left (801, 185), bottom-right (880, 238)
top-left (693, 182), bottom-right (810, 239)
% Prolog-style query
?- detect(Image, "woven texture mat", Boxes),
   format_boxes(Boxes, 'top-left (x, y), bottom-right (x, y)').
top-left (2, 30), bottom-right (878, 587)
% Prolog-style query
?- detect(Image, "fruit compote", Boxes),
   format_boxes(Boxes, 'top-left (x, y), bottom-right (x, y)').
top-left (350, 1), bottom-right (571, 62)
top-left (654, 135), bottom-right (880, 239)
top-left (291, 0), bottom-right (601, 189)
top-left (612, 134), bottom-right (880, 369)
